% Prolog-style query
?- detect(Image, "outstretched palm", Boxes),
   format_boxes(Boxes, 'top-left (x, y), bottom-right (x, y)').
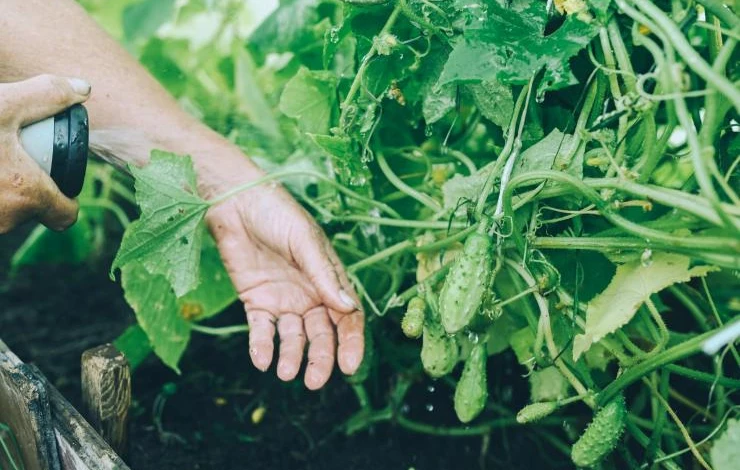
top-left (206, 183), bottom-right (364, 390)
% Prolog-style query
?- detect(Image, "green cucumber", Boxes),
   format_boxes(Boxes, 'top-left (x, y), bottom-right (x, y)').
top-left (516, 402), bottom-right (559, 424)
top-left (571, 395), bottom-right (627, 468)
top-left (453, 342), bottom-right (488, 423)
top-left (439, 221), bottom-right (494, 333)
top-left (421, 309), bottom-right (458, 378)
top-left (402, 296), bottom-right (425, 339)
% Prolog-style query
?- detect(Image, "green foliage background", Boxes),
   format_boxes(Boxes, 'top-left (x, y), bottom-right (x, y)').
top-left (11, 0), bottom-right (740, 467)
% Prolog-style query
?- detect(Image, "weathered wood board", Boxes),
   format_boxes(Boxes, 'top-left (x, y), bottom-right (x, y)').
top-left (81, 344), bottom-right (131, 457)
top-left (0, 340), bottom-right (60, 470)
top-left (33, 366), bottom-right (130, 470)
top-left (0, 340), bottom-right (130, 470)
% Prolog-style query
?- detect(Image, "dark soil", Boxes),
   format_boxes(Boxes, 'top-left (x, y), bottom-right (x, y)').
top-left (1, 226), bottom-right (570, 470)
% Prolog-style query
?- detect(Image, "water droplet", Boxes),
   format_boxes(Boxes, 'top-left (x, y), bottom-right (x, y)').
top-left (467, 331), bottom-right (479, 344)
top-left (641, 248), bottom-right (653, 267)
top-left (426, 385), bottom-right (436, 393)
top-left (425, 404), bottom-right (434, 412)
top-left (401, 404), bottom-right (410, 415)
top-left (329, 27), bottom-right (340, 44)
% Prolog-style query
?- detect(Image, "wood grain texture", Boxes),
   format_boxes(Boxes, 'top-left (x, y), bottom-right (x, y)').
top-left (81, 344), bottom-right (131, 456)
top-left (0, 340), bottom-right (60, 470)
top-left (31, 365), bottom-right (130, 470)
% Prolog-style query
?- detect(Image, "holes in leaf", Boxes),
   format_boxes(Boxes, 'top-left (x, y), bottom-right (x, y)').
top-left (544, 14), bottom-right (566, 37)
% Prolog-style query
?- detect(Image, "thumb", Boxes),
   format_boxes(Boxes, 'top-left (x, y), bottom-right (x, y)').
top-left (2, 74), bottom-right (90, 127)
top-left (36, 181), bottom-right (79, 231)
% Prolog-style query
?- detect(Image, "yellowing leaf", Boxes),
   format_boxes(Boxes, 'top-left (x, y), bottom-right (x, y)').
top-left (573, 254), bottom-right (718, 360)
top-left (711, 418), bottom-right (740, 470)
top-left (415, 232), bottom-right (462, 282)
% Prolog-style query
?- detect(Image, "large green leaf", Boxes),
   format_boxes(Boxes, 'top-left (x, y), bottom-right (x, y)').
top-left (573, 254), bottom-right (719, 359)
top-left (177, 239), bottom-right (238, 321)
top-left (464, 80), bottom-right (514, 130)
top-left (121, 261), bottom-right (191, 373)
top-left (119, 239), bottom-right (237, 372)
top-left (512, 128), bottom-right (584, 181)
top-left (111, 152), bottom-right (209, 297)
top-left (439, 1), bottom-right (599, 95)
top-left (279, 67), bottom-right (338, 134)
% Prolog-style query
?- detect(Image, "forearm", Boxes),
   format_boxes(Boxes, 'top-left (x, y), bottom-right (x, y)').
top-left (0, 0), bottom-right (262, 197)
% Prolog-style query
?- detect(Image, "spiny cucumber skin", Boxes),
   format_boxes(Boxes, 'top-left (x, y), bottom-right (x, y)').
top-left (421, 316), bottom-right (458, 378)
top-left (571, 395), bottom-right (627, 468)
top-left (454, 342), bottom-right (488, 423)
top-left (516, 402), bottom-right (559, 424)
top-left (402, 296), bottom-right (425, 339)
top-left (440, 232), bottom-right (493, 334)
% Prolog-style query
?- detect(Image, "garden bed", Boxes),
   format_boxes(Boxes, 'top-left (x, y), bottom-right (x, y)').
top-left (1, 227), bottom-right (562, 470)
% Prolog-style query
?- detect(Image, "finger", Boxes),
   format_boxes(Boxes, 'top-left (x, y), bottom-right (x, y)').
top-left (1, 74), bottom-right (90, 127)
top-left (330, 309), bottom-right (365, 375)
top-left (292, 224), bottom-right (357, 314)
top-left (303, 307), bottom-right (336, 390)
top-left (7, 148), bottom-right (79, 231)
top-left (276, 313), bottom-right (306, 382)
top-left (35, 180), bottom-right (79, 231)
top-left (323, 238), bottom-right (362, 307)
top-left (246, 308), bottom-right (276, 372)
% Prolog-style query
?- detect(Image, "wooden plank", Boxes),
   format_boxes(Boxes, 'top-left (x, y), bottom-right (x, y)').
top-left (30, 366), bottom-right (130, 470)
top-left (0, 340), bottom-right (61, 470)
top-left (81, 344), bottom-right (131, 456)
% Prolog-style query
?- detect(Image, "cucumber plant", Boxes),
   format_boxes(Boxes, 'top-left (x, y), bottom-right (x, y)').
top-left (9, 0), bottom-right (738, 467)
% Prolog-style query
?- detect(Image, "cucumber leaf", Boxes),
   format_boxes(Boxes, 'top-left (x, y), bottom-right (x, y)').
top-left (573, 254), bottom-right (719, 360)
top-left (439, 1), bottom-right (599, 95)
top-left (111, 151), bottom-right (209, 297)
top-left (177, 239), bottom-right (238, 322)
top-left (122, 261), bottom-right (191, 373)
top-left (279, 67), bottom-right (338, 134)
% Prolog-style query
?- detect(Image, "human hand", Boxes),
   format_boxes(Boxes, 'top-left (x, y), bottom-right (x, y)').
top-left (203, 163), bottom-right (365, 390)
top-left (0, 74), bottom-right (90, 233)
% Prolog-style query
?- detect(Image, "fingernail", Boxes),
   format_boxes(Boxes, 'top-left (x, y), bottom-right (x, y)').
top-left (339, 290), bottom-right (357, 309)
top-left (68, 78), bottom-right (91, 95)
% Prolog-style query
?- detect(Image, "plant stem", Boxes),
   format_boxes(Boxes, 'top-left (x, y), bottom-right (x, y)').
top-left (190, 323), bottom-right (249, 336)
top-left (505, 259), bottom-right (594, 406)
top-left (644, 378), bottom-right (713, 470)
top-left (376, 151), bottom-right (441, 211)
top-left (627, 0), bottom-right (740, 109)
top-left (348, 239), bottom-right (413, 273)
top-left (475, 83), bottom-right (530, 216)
top-left (79, 198), bottom-right (131, 228)
top-left (505, 171), bottom-right (740, 253)
top-left (695, 0), bottom-right (740, 28)
top-left (209, 169), bottom-right (400, 217)
top-left (339, 4), bottom-right (403, 129)
top-left (335, 215), bottom-right (465, 229)
top-left (597, 328), bottom-right (721, 405)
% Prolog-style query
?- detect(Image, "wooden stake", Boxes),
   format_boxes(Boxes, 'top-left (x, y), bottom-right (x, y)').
top-left (81, 344), bottom-right (131, 457)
